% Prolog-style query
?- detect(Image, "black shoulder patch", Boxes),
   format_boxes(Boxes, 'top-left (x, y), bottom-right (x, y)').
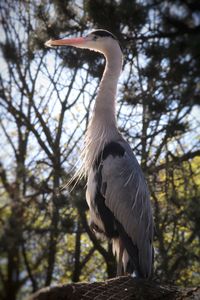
top-left (95, 141), bottom-right (125, 168)
top-left (102, 141), bottom-right (125, 159)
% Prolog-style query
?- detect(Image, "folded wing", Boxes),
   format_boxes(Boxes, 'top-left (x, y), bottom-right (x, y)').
top-left (97, 140), bottom-right (154, 277)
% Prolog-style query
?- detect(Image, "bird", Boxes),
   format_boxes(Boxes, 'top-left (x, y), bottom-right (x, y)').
top-left (45, 29), bottom-right (154, 278)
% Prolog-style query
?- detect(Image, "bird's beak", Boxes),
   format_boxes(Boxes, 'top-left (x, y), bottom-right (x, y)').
top-left (45, 37), bottom-right (86, 48)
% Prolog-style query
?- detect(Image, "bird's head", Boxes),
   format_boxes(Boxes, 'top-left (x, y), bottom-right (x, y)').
top-left (45, 29), bottom-right (122, 57)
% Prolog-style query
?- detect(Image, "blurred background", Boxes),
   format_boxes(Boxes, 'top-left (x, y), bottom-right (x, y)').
top-left (0, 0), bottom-right (199, 299)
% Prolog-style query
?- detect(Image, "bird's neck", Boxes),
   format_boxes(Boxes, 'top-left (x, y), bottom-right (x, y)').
top-left (93, 50), bottom-right (123, 126)
top-left (81, 49), bottom-right (123, 176)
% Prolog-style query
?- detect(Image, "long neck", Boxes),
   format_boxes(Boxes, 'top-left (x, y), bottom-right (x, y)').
top-left (82, 46), bottom-right (123, 176)
top-left (92, 49), bottom-right (123, 127)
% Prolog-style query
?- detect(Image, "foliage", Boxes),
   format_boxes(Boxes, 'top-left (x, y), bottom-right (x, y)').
top-left (0, 1), bottom-right (199, 299)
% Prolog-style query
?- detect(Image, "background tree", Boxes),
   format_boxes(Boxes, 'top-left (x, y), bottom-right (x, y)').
top-left (0, 1), bottom-right (199, 299)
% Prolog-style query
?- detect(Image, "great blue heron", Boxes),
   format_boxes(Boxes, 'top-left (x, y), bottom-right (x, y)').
top-left (45, 30), bottom-right (154, 278)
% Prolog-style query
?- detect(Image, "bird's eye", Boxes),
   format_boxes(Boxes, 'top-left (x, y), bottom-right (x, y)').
top-left (93, 36), bottom-right (98, 41)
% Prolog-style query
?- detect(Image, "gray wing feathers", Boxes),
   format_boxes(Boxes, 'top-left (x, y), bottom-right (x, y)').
top-left (100, 142), bottom-right (153, 277)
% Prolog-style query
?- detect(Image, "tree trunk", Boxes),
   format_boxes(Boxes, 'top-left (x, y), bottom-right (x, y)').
top-left (28, 276), bottom-right (200, 300)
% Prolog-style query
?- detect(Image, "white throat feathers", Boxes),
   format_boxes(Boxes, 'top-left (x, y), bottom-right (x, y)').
top-left (80, 42), bottom-right (123, 177)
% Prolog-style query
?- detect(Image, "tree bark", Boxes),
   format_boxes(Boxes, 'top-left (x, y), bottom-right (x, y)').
top-left (28, 276), bottom-right (200, 300)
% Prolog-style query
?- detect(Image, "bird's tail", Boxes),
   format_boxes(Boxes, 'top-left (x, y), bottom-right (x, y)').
top-left (114, 221), bottom-right (153, 278)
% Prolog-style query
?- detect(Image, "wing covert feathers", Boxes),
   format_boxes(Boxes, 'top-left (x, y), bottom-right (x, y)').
top-left (96, 140), bottom-right (154, 278)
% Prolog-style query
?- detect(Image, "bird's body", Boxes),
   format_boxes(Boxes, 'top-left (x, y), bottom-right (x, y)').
top-left (86, 138), bottom-right (153, 277)
top-left (46, 30), bottom-right (154, 278)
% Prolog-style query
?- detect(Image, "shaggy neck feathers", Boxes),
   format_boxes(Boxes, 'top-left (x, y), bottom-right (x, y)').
top-left (82, 45), bottom-right (123, 176)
